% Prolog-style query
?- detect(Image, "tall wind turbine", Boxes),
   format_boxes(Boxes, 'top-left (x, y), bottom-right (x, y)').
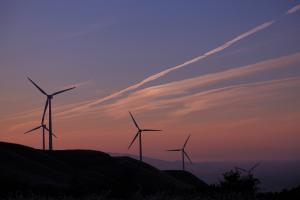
top-left (24, 99), bottom-right (57, 150)
top-left (235, 162), bottom-right (261, 176)
top-left (166, 134), bottom-right (192, 171)
top-left (28, 77), bottom-right (75, 151)
top-left (128, 111), bottom-right (162, 161)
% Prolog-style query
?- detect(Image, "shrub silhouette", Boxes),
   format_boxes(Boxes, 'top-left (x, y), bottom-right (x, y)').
top-left (219, 169), bottom-right (260, 195)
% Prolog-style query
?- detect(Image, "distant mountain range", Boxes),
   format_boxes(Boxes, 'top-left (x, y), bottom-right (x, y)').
top-left (111, 153), bottom-right (300, 192)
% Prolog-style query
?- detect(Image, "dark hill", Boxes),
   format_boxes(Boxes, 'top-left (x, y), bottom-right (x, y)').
top-left (164, 170), bottom-right (208, 189)
top-left (0, 142), bottom-right (206, 197)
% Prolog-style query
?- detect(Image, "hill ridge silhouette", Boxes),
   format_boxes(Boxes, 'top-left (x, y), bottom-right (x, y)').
top-left (0, 141), bottom-right (207, 197)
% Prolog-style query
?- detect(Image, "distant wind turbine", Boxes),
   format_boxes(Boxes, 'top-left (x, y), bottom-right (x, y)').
top-left (166, 134), bottom-right (192, 171)
top-left (128, 111), bottom-right (162, 161)
top-left (28, 77), bottom-right (75, 151)
top-left (24, 99), bottom-right (57, 150)
top-left (235, 162), bottom-right (261, 176)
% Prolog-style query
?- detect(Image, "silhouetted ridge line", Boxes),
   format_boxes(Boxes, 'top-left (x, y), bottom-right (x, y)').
top-left (0, 142), bottom-right (206, 197)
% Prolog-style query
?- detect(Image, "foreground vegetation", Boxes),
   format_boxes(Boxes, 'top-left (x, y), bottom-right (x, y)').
top-left (2, 169), bottom-right (300, 200)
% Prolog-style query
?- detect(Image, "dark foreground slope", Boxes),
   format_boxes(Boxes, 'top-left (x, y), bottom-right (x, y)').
top-left (164, 170), bottom-right (207, 189)
top-left (0, 142), bottom-right (206, 197)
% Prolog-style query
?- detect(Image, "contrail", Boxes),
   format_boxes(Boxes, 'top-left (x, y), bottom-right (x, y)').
top-left (99, 52), bottom-right (300, 118)
top-left (286, 3), bottom-right (300, 15)
top-left (69, 4), bottom-right (295, 112)
top-left (68, 5), bottom-right (296, 113)
top-left (67, 20), bottom-right (275, 113)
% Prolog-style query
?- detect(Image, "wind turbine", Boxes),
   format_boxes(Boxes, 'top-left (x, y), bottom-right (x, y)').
top-left (235, 162), bottom-right (261, 176)
top-left (166, 134), bottom-right (192, 171)
top-left (27, 77), bottom-right (75, 151)
top-left (24, 99), bottom-right (57, 150)
top-left (128, 111), bottom-right (162, 161)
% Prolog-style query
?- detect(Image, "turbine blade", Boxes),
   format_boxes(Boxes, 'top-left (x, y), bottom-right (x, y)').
top-left (184, 151), bottom-right (192, 164)
top-left (24, 125), bottom-right (42, 134)
top-left (44, 127), bottom-right (58, 138)
top-left (44, 126), bottom-right (49, 132)
top-left (129, 111), bottom-right (140, 130)
top-left (235, 167), bottom-right (248, 173)
top-left (142, 129), bottom-right (162, 132)
top-left (183, 134), bottom-right (191, 148)
top-left (52, 133), bottom-right (58, 138)
top-left (250, 162), bottom-right (261, 172)
top-left (41, 98), bottom-right (49, 124)
top-left (27, 77), bottom-right (48, 96)
top-left (52, 87), bottom-right (76, 96)
top-left (166, 149), bottom-right (181, 151)
top-left (128, 131), bottom-right (139, 149)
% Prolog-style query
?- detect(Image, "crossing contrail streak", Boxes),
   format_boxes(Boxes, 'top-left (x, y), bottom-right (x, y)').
top-left (65, 20), bottom-right (274, 114)
top-left (286, 3), bottom-right (300, 14)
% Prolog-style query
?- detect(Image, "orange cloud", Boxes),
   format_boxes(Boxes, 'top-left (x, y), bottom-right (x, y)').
top-left (99, 53), bottom-right (300, 118)
top-left (55, 20), bottom-right (275, 116)
top-left (5, 52), bottom-right (300, 133)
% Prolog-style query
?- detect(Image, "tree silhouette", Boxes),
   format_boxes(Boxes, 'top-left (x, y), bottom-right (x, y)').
top-left (220, 168), bottom-right (260, 195)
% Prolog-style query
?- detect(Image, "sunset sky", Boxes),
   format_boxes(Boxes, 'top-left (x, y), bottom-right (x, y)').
top-left (1, 0), bottom-right (300, 162)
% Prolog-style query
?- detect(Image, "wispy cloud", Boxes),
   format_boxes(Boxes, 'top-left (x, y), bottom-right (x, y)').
top-left (3, 99), bottom-right (94, 133)
top-left (0, 80), bottom-right (93, 123)
top-left (60, 20), bottom-right (275, 116)
top-left (97, 52), bottom-right (300, 118)
top-left (102, 77), bottom-right (300, 119)
top-left (62, 80), bottom-right (93, 89)
top-left (21, 5), bottom-right (300, 121)
top-left (57, 23), bottom-right (101, 41)
top-left (26, 52), bottom-right (299, 121)
top-left (286, 3), bottom-right (300, 15)
top-left (9, 120), bottom-right (40, 133)
top-left (0, 107), bottom-right (42, 121)
top-left (9, 52), bottom-right (299, 132)
top-left (169, 77), bottom-right (300, 117)
top-left (60, 20), bottom-right (114, 40)
top-left (6, 5), bottom-right (299, 127)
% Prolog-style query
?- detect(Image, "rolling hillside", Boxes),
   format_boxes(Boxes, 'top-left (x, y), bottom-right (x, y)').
top-left (111, 153), bottom-right (300, 192)
top-left (0, 142), bottom-right (207, 197)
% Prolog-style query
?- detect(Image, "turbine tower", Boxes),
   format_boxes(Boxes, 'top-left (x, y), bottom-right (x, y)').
top-left (166, 134), bottom-right (192, 171)
top-left (28, 77), bottom-right (75, 151)
top-left (128, 111), bottom-right (162, 161)
top-left (24, 100), bottom-right (57, 150)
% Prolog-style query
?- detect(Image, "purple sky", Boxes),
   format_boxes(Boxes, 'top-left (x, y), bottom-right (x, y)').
top-left (0, 0), bottom-right (300, 162)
